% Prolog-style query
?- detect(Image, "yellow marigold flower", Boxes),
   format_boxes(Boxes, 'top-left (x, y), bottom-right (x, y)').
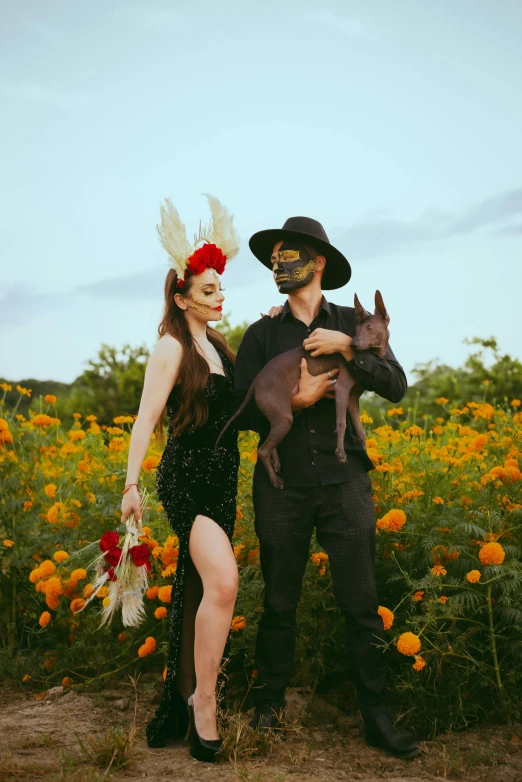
top-left (432, 496), bottom-right (445, 504)
top-left (138, 637), bottom-right (157, 657)
top-left (231, 616), bottom-right (247, 632)
top-left (71, 568), bottom-right (87, 581)
top-left (378, 605), bottom-right (394, 630)
top-left (158, 585), bottom-right (172, 603)
top-left (87, 492), bottom-right (96, 504)
top-left (70, 499), bottom-right (82, 508)
top-left (113, 415), bottom-right (134, 424)
top-left (106, 426), bottom-right (124, 435)
top-left (436, 397), bottom-right (449, 405)
top-left (387, 407), bottom-right (403, 417)
top-left (109, 436), bottom-right (126, 452)
top-left (431, 565), bottom-right (447, 577)
top-left (3, 539), bottom-right (14, 547)
top-left (62, 677), bottom-right (72, 687)
top-left (39, 559), bottom-right (57, 577)
top-left (405, 425), bottom-right (423, 437)
top-left (46, 502), bottom-right (70, 524)
top-left (412, 591), bottom-right (425, 602)
top-left (377, 509), bottom-right (407, 532)
top-left (39, 611), bottom-right (51, 628)
top-left (45, 394), bottom-right (57, 404)
top-left (360, 412), bottom-right (373, 424)
top-left (44, 483), bottom-right (57, 497)
top-left (155, 606), bottom-right (168, 619)
top-left (16, 384), bottom-right (32, 397)
top-left (0, 418), bottom-right (9, 431)
top-left (397, 632), bottom-right (421, 656)
top-left (69, 429), bottom-right (86, 441)
top-left (86, 414), bottom-right (97, 421)
top-left (83, 584), bottom-right (95, 598)
top-left (70, 598), bottom-right (86, 613)
top-left (142, 455), bottom-right (160, 471)
top-left (412, 655), bottom-right (427, 671)
top-left (466, 569), bottom-right (482, 583)
top-left (0, 383), bottom-right (12, 392)
top-left (479, 541), bottom-right (505, 566)
top-left (53, 550), bottom-right (69, 562)
top-left (22, 674), bottom-right (31, 683)
top-left (432, 425), bottom-right (443, 435)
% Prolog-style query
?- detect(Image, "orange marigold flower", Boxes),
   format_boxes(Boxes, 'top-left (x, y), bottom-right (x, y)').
top-left (412, 591), bottom-right (425, 602)
top-left (118, 632), bottom-right (128, 643)
top-left (162, 667), bottom-right (167, 681)
top-left (96, 585), bottom-right (108, 598)
top-left (431, 565), bottom-right (447, 577)
top-left (479, 542), bottom-right (505, 566)
top-left (39, 559), bottom-right (57, 577)
top-left (413, 655), bottom-right (427, 671)
top-left (0, 418), bottom-right (9, 431)
top-left (146, 586), bottom-right (159, 599)
top-left (155, 606), bottom-right (168, 619)
top-left (45, 394), bottom-right (57, 404)
top-left (109, 436), bottom-right (126, 452)
top-left (378, 605), bottom-right (394, 630)
top-left (69, 429), bottom-right (86, 441)
top-left (22, 674), bottom-right (31, 683)
top-left (438, 596), bottom-right (449, 604)
top-left (405, 425), bottom-right (423, 437)
top-left (138, 637), bottom-right (157, 657)
top-left (23, 501), bottom-right (33, 511)
top-left (432, 496), bottom-right (445, 505)
top-left (158, 585), bottom-right (172, 603)
top-left (39, 611), bottom-right (51, 627)
top-left (113, 415), bottom-right (134, 424)
top-left (70, 598), bottom-right (86, 613)
top-left (511, 399), bottom-right (521, 408)
top-left (62, 677), bottom-right (72, 687)
top-left (231, 616), bottom-right (247, 632)
top-left (436, 397), bottom-right (449, 405)
top-left (70, 568), bottom-right (87, 581)
top-left (397, 632), bottom-right (421, 656)
top-left (32, 414), bottom-right (55, 426)
top-left (467, 569), bottom-right (482, 583)
top-left (3, 539), bottom-right (14, 547)
top-left (142, 456), bottom-right (160, 471)
top-left (53, 550), bottom-right (69, 562)
top-left (387, 407), bottom-right (403, 417)
top-left (44, 484), bottom-right (57, 497)
top-left (87, 492), bottom-right (96, 504)
top-left (310, 552), bottom-right (329, 566)
top-left (83, 584), bottom-right (95, 598)
top-left (377, 509), bottom-right (407, 532)
top-left (0, 429), bottom-right (14, 445)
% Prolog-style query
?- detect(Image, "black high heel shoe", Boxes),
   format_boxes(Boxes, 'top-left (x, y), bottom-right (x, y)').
top-left (187, 693), bottom-right (222, 763)
top-left (146, 690), bottom-right (190, 748)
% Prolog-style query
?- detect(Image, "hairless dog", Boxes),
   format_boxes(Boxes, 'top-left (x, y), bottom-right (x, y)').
top-left (217, 291), bottom-right (391, 489)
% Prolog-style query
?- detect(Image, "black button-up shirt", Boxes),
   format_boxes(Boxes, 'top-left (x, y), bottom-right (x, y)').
top-left (232, 296), bottom-right (407, 487)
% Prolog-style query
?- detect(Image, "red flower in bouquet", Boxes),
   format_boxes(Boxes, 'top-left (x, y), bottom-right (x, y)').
top-left (104, 547), bottom-right (123, 567)
top-left (100, 531), bottom-right (119, 552)
top-left (129, 544), bottom-right (151, 570)
top-left (106, 567), bottom-right (118, 582)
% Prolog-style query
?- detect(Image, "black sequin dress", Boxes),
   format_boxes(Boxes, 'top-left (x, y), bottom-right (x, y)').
top-left (145, 347), bottom-right (239, 746)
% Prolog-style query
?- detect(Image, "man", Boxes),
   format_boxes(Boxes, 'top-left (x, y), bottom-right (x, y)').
top-left (233, 216), bottom-right (421, 759)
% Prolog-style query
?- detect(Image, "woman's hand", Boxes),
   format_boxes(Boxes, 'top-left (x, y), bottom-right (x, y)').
top-left (261, 305), bottom-right (284, 318)
top-left (303, 329), bottom-right (354, 360)
top-left (121, 486), bottom-right (143, 534)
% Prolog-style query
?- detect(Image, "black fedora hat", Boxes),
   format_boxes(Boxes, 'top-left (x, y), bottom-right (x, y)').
top-left (249, 216), bottom-right (351, 290)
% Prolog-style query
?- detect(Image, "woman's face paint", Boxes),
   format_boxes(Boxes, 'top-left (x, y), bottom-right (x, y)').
top-left (180, 269), bottom-right (225, 320)
top-left (271, 242), bottom-right (317, 293)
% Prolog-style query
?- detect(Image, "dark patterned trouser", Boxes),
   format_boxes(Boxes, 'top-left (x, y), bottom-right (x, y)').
top-left (252, 467), bottom-right (388, 715)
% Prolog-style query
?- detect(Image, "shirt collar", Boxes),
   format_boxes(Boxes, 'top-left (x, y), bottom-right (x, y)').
top-left (280, 295), bottom-right (331, 322)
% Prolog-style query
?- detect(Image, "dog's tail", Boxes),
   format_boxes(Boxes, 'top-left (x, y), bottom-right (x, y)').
top-left (214, 384), bottom-right (255, 455)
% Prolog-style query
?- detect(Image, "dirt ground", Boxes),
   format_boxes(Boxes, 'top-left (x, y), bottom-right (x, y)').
top-left (1, 677), bottom-right (522, 782)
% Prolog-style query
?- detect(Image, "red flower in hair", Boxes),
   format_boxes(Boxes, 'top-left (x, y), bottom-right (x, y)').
top-left (129, 544), bottom-right (151, 568)
top-left (177, 243), bottom-right (227, 288)
top-left (100, 531), bottom-right (119, 552)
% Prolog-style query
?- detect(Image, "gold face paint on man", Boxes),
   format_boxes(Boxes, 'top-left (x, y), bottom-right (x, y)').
top-left (272, 242), bottom-right (317, 293)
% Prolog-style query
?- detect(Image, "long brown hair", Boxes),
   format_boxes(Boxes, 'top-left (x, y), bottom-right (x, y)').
top-left (155, 269), bottom-right (235, 444)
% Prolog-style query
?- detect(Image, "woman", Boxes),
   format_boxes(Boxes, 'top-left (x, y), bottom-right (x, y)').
top-left (120, 196), bottom-right (242, 762)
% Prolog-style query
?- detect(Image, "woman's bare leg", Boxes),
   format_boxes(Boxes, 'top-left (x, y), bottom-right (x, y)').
top-left (189, 514), bottom-right (238, 740)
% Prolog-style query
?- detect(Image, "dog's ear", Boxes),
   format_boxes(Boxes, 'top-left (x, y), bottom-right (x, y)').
top-left (354, 293), bottom-right (369, 322)
top-left (374, 290), bottom-right (390, 324)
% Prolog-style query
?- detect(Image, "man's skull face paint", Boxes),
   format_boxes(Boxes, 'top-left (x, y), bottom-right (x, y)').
top-left (272, 242), bottom-right (317, 293)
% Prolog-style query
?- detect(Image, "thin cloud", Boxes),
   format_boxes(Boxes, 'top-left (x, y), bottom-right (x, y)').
top-left (0, 82), bottom-right (90, 107)
top-left (306, 10), bottom-right (375, 42)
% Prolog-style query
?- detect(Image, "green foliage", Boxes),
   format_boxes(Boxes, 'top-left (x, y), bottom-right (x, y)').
top-left (215, 314), bottom-right (250, 354)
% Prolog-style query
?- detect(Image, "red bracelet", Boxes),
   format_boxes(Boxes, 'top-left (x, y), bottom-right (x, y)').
top-left (123, 483), bottom-right (139, 495)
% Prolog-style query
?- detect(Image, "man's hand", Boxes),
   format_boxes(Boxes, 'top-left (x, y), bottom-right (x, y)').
top-left (303, 329), bottom-right (354, 361)
top-left (291, 358), bottom-right (339, 411)
top-left (260, 305), bottom-right (284, 318)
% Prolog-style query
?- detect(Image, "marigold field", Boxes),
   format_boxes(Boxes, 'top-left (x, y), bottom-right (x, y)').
top-left (1, 383), bottom-right (522, 736)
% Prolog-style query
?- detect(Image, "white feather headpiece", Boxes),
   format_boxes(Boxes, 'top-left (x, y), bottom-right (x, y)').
top-left (157, 194), bottom-right (239, 283)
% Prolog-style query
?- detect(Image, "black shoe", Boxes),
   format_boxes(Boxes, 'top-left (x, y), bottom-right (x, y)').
top-left (146, 690), bottom-right (190, 748)
top-left (187, 694), bottom-right (222, 763)
top-left (363, 710), bottom-right (422, 759)
top-left (249, 705), bottom-right (285, 732)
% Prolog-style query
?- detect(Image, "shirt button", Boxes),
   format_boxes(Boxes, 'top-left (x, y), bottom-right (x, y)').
top-left (313, 449), bottom-right (317, 453)
top-left (310, 429), bottom-right (315, 434)
top-left (359, 360), bottom-right (364, 365)
top-left (311, 461), bottom-right (315, 466)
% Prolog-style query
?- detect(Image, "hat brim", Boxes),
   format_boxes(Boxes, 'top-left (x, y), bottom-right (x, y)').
top-left (249, 228), bottom-right (351, 290)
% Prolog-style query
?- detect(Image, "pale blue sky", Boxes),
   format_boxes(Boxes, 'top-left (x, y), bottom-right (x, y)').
top-left (1, 0), bottom-right (521, 382)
